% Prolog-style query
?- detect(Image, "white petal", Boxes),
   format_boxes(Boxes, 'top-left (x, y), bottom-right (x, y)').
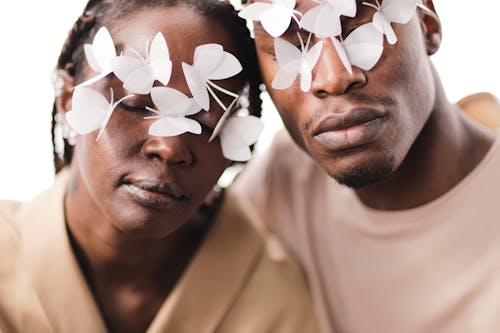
top-left (84, 44), bottom-right (103, 73)
top-left (382, 0), bottom-right (417, 24)
top-left (343, 23), bottom-right (384, 71)
top-left (272, 68), bottom-right (298, 90)
top-left (185, 98), bottom-right (202, 116)
top-left (221, 144), bottom-right (252, 162)
top-left (150, 87), bottom-right (192, 117)
top-left (260, 5), bottom-right (293, 37)
top-left (193, 44), bottom-right (223, 77)
top-left (149, 117), bottom-right (201, 137)
top-left (327, 0), bottom-right (357, 17)
top-left (219, 115), bottom-right (264, 162)
top-left (238, 2), bottom-right (270, 20)
top-left (304, 41), bottom-right (324, 71)
top-left (182, 62), bottom-right (210, 111)
top-left (150, 58), bottom-right (172, 86)
top-left (300, 6), bottom-right (321, 35)
top-left (300, 68), bottom-right (312, 92)
top-left (331, 37), bottom-right (353, 75)
top-left (84, 27), bottom-right (116, 73)
top-left (92, 27), bottom-right (116, 63)
top-left (66, 87), bottom-right (109, 135)
top-left (315, 5), bottom-right (342, 37)
top-left (208, 52), bottom-right (243, 80)
top-left (274, 38), bottom-right (302, 67)
top-left (122, 66), bottom-right (155, 95)
top-left (111, 56), bottom-right (144, 83)
top-left (149, 32), bottom-right (170, 62)
top-left (222, 116), bottom-right (264, 147)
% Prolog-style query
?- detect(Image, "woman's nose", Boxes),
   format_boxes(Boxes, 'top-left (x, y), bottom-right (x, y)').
top-left (142, 135), bottom-right (193, 167)
top-left (310, 38), bottom-right (367, 98)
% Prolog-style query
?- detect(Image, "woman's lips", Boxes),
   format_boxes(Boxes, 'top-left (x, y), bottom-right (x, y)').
top-left (122, 179), bottom-right (188, 210)
top-left (312, 108), bottom-right (387, 151)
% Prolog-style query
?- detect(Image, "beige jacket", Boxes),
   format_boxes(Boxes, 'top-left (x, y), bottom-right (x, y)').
top-left (0, 171), bottom-right (319, 333)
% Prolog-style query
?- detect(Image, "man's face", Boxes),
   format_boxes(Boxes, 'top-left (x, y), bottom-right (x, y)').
top-left (253, 0), bottom-right (439, 187)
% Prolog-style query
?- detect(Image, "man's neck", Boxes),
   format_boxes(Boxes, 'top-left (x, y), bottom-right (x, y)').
top-left (354, 85), bottom-right (496, 211)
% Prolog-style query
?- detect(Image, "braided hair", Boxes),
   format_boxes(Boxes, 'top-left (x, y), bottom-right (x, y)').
top-left (52, 0), bottom-right (262, 173)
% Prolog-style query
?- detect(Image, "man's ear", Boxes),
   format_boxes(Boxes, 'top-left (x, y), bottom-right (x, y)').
top-left (419, 0), bottom-right (442, 56)
top-left (55, 69), bottom-right (75, 117)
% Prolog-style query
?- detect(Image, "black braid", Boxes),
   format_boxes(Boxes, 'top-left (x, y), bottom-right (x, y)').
top-left (52, 0), bottom-right (262, 173)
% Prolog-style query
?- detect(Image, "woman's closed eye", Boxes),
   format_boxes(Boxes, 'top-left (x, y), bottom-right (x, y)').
top-left (119, 101), bottom-right (149, 113)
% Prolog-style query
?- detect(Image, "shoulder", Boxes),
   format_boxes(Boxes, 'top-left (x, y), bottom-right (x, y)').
top-left (217, 191), bottom-right (320, 332)
top-left (457, 92), bottom-right (500, 130)
top-left (0, 200), bottom-right (23, 260)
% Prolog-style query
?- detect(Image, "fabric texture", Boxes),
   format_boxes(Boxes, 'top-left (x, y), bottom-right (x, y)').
top-left (233, 94), bottom-right (500, 333)
top-left (0, 171), bottom-right (319, 333)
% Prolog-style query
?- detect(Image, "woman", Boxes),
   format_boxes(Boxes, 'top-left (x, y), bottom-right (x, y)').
top-left (0, 1), bottom-right (318, 332)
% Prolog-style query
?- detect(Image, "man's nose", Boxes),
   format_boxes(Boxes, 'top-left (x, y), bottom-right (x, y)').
top-left (142, 135), bottom-right (193, 167)
top-left (310, 38), bottom-right (367, 98)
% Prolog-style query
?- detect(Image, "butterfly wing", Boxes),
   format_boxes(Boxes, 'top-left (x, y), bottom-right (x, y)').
top-left (122, 65), bottom-right (155, 95)
top-left (65, 87), bottom-right (109, 135)
top-left (193, 44), bottom-right (224, 78)
top-left (148, 117), bottom-right (202, 137)
top-left (111, 56), bottom-right (144, 83)
top-left (343, 23), bottom-right (384, 71)
top-left (149, 32), bottom-right (172, 85)
top-left (219, 115), bottom-right (264, 161)
top-left (238, 2), bottom-right (271, 21)
top-left (208, 50), bottom-right (243, 81)
top-left (150, 87), bottom-right (192, 117)
top-left (381, 0), bottom-right (417, 24)
top-left (299, 41), bottom-right (323, 92)
top-left (84, 27), bottom-right (116, 73)
top-left (260, 5), bottom-right (293, 38)
top-left (182, 62), bottom-right (210, 111)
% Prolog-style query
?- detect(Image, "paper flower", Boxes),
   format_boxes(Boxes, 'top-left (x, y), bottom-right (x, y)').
top-left (363, 0), bottom-right (427, 45)
top-left (182, 44), bottom-right (242, 111)
top-left (219, 115), bottom-right (264, 162)
top-left (80, 27), bottom-right (117, 87)
top-left (301, 0), bottom-right (357, 38)
top-left (272, 33), bottom-right (324, 92)
top-left (238, 0), bottom-right (301, 38)
top-left (111, 32), bottom-right (172, 94)
top-left (331, 22), bottom-right (384, 74)
top-left (145, 87), bottom-right (202, 137)
top-left (65, 86), bottom-right (133, 141)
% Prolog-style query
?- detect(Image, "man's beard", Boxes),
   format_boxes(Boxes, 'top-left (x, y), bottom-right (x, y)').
top-left (334, 155), bottom-right (395, 189)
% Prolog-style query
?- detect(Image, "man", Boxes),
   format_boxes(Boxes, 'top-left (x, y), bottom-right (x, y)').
top-left (234, 0), bottom-right (500, 332)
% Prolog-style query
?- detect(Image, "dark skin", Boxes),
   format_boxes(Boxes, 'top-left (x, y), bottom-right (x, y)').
top-left (253, 0), bottom-right (494, 210)
top-left (56, 6), bottom-right (242, 333)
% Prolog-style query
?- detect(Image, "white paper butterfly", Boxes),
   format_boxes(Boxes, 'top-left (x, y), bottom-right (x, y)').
top-left (111, 32), bottom-right (172, 95)
top-left (182, 44), bottom-right (242, 111)
top-left (272, 33), bottom-right (324, 92)
top-left (219, 115), bottom-right (264, 162)
top-left (331, 22), bottom-right (384, 75)
top-left (144, 87), bottom-right (202, 137)
top-left (301, 0), bottom-right (357, 38)
top-left (238, 0), bottom-right (301, 38)
top-left (80, 27), bottom-right (117, 87)
top-left (363, 0), bottom-right (428, 45)
top-left (65, 87), bottom-right (133, 141)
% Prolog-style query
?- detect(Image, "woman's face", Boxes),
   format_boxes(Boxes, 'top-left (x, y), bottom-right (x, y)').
top-left (61, 6), bottom-right (241, 239)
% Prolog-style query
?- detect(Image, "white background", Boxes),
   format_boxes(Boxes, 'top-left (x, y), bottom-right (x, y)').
top-left (0, 1), bottom-right (499, 200)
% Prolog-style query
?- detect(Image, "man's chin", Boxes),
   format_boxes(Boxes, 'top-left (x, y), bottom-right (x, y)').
top-left (332, 156), bottom-right (395, 189)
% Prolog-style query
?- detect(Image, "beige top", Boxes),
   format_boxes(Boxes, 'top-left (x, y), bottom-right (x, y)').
top-left (233, 96), bottom-right (500, 333)
top-left (0, 171), bottom-right (319, 333)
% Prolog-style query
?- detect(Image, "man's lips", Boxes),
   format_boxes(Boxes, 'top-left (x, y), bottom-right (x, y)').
top-left (311, 108), bottom-right (388, 151)
top-left (312, 108), bottom-right (387, 136)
